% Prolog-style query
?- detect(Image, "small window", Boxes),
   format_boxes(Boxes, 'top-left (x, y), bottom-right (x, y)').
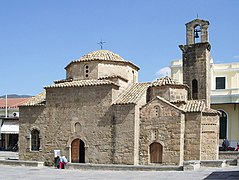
top-left (74, 122), bottom-right (81, 133)
top-left (153, 106), bottom-right (160, 117)
top-left (153, 130), bottom-right (158, 140)
top-left (216, 77), bottom-right (225, 89)
top-left (84, 65), bottom-right (89, 78)
top-left (31, 129), bottom-right (40, 151)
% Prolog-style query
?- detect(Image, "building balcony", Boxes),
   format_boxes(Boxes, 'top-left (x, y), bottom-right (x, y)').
top-left (211, 88), bottom-right (239, 104)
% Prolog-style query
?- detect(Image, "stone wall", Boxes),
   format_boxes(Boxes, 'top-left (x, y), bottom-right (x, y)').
top-left (111, 78), bottom-right (131, 100)
top-left (200, 114), bottom-right (219, 160)
top-left (219, 151), bottom-right (239, 160)
top-left (169, 88), bottom-right (188, 103)
top-left (66, 61), bottom-right (98, 80)
top-left (111, 104), bottom-right (136, 164)
top-left (19, 84), bottom-right (139, 165)
top-left (184, 113), bottom-right (201, 161)
top-left (139, 98), bottom-right (185, 165)
top-left (65, 61), bottom-right (138, 85)
top-left (19, 106), bottom-right (47, 162)
top-left (147, 86), bottom-right (169, 102)
top-left (181, 42), bottom-right (211, 107)
top-left (98, 62), bottom-right (138, 84)
top-left (147, 86), bottom-right (187, 103)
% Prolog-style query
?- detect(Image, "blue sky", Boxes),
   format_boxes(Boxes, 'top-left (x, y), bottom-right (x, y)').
top-left (0, 0), bottom-right (239, 96)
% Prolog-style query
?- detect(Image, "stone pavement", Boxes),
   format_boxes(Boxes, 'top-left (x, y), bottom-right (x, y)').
top-left (0, 165), bottom-right (238, 180)
top-left (0, 151), bottom-right (238, 179)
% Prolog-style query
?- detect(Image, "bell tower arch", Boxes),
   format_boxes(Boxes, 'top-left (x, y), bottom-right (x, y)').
top-left (179, 19), bottom-right (211, 107)
top-left (185, 19), bottom-right (209, 45)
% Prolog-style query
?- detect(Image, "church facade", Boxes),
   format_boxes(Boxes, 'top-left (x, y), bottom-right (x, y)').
top-left (19, 19), bottom-right (219, 166)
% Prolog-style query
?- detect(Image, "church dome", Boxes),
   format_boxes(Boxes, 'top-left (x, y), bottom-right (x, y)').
top-left (65, 49), bottom-right (139, 71)
top-left (148, 76), bottom-right (189, 103)
top-left (80, 50), bottom-right (125, 62)
top-left (151, 76), bottom-right (181, 87)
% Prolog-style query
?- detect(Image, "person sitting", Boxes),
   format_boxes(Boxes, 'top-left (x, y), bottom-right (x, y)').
top-left (59, 156), bottom-right (68, 169)
top-left (222, 138), bottom-right (229, 151)
top-left (55, 156), bottom-right (60, 168)
top-left (235, 143), bottom-right (239, 151)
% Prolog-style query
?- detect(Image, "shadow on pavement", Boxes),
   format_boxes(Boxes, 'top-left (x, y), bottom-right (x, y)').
top-left (204, 171), bottom-right (239, 179)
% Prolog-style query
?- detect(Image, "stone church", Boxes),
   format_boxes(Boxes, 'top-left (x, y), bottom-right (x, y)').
top-left (19, 18), bottom-right (219, 166)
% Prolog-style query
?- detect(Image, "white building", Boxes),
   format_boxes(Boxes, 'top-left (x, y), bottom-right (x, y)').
top-left (171, 60), bottom-right (239, 147)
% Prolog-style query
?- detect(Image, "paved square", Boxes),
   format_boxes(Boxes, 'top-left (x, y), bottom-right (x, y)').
top-left (0, 165), bottom-right (239, 180)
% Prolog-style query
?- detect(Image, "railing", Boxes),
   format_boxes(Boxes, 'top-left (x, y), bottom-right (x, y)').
top-left (211, 88), bottom-right (239, 96)
top-left (211, 88), bottom-right (239, 103)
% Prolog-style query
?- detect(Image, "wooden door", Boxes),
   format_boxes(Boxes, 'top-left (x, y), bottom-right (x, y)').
top-left (71, 139), bottom-right (80, 163)
top-left (150, 142), bottom-right (163, 163)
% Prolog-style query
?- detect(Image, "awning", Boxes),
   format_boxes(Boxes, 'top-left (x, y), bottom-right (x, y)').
top-left (0, 120), bottom-right (19, 134)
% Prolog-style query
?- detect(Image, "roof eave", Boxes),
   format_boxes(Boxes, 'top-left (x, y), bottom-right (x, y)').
top-left (44, 82), bottom-right (119, 89)
top-left (64, 59), bottom-right (140, 71)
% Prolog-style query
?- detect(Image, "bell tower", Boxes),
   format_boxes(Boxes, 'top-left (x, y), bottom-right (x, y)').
top-left (179, 19), bottom-right (211, 107)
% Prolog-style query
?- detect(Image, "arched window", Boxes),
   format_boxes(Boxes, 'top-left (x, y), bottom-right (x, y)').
top-left (74, 122), bottom-right (81, 133)
top-left (218, 110), bottom-right (227, 139)
top-left (153, 106), bottom-right (160, 117)
top-left (31, 129), bottom-right (40, 151)
top-left (84, 65), bottom-right (89, 78)
top-left (192, 79), bottom-right (198, 99)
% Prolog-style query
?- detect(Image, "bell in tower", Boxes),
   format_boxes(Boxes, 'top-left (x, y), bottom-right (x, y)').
top-left (179, 19), bottom-right (211, 108)
top-left (194, 25), bottom-right (201, 42)
top-left (185, 19), bottom-right (209, 45)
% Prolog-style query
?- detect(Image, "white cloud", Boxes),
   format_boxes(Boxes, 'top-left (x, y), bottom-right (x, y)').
top-left (233, 55), bottom-right (239, 59)
top-left (155, 67), bottom-right (171, 79)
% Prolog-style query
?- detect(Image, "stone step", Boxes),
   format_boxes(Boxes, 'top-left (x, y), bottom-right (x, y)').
top-left (65, 163), bottom-right (183, 171)
top-left (0, 151), bottom-right (18, 160)
top-left (0, 159), bottom-right (44, 167)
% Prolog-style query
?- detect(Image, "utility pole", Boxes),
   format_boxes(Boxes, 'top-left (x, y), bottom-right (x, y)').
top-left (5, 94), bottom-right (7, 118)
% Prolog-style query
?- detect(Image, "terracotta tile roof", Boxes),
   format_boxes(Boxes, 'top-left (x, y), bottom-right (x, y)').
top-left (98, 75), bottom-right (128, 82)
top-left (23, 91), bottom-right (46, 106)
top-left (45, 79), bottom-right (119, 89)
top-left (0, 97), bottom-right (31, 108)
top-left (65, 50), bottom-right (139, 70)
top-left (155, 96), bottom-right (185, 112)
top-left (80, 50), bottom-right (125, 62)
top-left (183, 100), bottom-right (219, 114)
top-left (54, 78), bottom-right (73, 84)
top-left (113, 83), bottom-right (151, 105)
top-left (183, 100), bottom-right (205, 112)
top-left (203, 108), bottom-right (220, 115)
top-left (151, 76), bottom-right (188, 88)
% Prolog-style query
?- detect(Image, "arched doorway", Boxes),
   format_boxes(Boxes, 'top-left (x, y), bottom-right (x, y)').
top-left (218, 110), bottom-right (227, 139)
top-left (71, 139), bottom-right (85, 163)
top-left (150, 142), bottom-right (163, 163)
